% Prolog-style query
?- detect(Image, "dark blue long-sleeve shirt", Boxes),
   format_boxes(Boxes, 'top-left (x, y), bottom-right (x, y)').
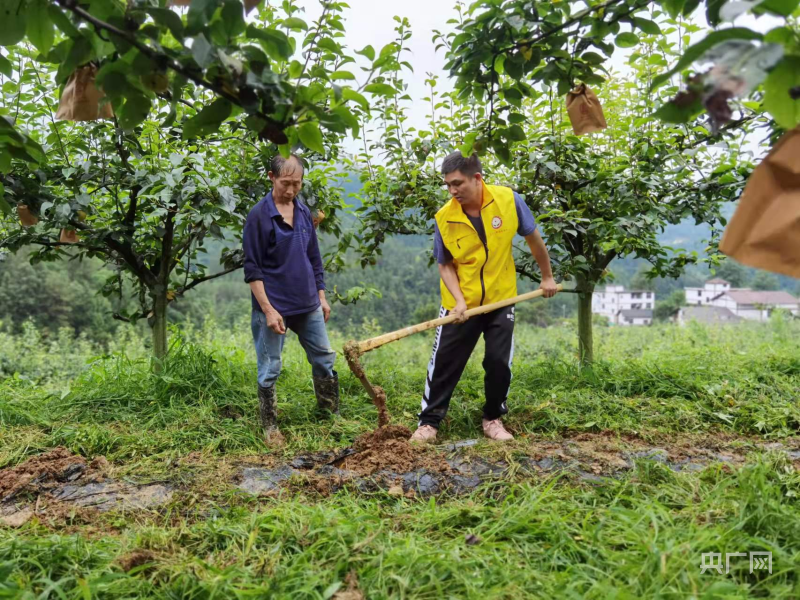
top-left (243, 192), bottom-right (325, 316)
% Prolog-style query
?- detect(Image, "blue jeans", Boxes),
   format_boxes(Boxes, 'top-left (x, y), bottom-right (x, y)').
top-left (251, 307), bottom-right (336, 388)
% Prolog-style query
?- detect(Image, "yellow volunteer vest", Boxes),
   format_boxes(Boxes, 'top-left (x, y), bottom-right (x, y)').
top-left (435, 183), bottom-right (519, 310)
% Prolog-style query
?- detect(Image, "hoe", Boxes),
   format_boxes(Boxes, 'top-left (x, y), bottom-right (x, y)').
top-left (344, 284), bottom-right (563, 427)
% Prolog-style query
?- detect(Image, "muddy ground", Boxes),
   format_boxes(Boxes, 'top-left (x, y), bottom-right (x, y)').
top-left (2, 431), bottom-right (798, 527)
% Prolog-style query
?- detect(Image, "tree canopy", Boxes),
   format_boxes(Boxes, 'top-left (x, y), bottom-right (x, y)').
top-left (1, 0), bottom-right (798, 363)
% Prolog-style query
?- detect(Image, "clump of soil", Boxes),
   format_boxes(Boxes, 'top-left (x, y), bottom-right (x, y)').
top-left (35, 501), bottom-right (98, 526)
top-left (339, 425), bottom-right (449, 476)
top-left (118, 549), bottom-right (156, 573)
top-left (352, 425), bottom-right (412, 451)
top-left (333, 571), bottom-right (365, 600)
top-left (0, 448), bottom-right (86, 500)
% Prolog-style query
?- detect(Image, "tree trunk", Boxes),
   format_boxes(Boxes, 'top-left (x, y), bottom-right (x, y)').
top-left (152, 203), bottom-right (176, 367)
top-left (152, 284), bottom-right (168, 364)
top-left (577, 276), bottom-right (595, 367)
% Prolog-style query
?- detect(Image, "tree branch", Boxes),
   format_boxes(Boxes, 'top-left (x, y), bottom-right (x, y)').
top-left (175, 262), bottom-right (242, 296)
top-left (683, 114), bottom-right (758, 151)
top-left (29, 238), bottom-right (105, 252)
top-left (601, 249), bottom-right (617, 270)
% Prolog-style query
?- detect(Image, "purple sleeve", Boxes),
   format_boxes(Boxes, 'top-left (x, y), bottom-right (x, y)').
top-left (514, 192), bottom-right (537, 236)
top-left (433, 222), bottom-right (453, 265)
top-left (307, 222), bottom-right (326, 291)
top-left (243, 205), bottom-right (265, 283)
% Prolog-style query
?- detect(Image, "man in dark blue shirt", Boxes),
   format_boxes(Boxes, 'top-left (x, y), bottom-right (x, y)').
top-left (243, 154), bottom-right (337, 445)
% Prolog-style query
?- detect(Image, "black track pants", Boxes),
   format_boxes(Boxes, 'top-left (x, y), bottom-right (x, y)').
top-left (419, 306), bottom-right (515, 427)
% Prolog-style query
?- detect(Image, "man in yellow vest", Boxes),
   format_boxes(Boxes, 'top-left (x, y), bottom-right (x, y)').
top-left (410, 152), bottom-right (558, 443)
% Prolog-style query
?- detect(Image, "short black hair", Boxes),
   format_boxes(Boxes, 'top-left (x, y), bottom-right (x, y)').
top-left (270, 154), bottom-right (304, 177)
top-left (441, 151), bottom-right (482, 177)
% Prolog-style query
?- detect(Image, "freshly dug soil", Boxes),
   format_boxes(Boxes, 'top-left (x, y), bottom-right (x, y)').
top-left (339, 425), bottom-right (450, 476)
top-left (118, 549), bottom-right (156, 573)
top-left (0, 448), bottom-right (87, 500)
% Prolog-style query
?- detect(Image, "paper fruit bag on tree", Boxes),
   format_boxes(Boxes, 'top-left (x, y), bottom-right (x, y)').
top-left (566, 84), bottom-right (607, 135)
top-left (720, 126), bottom-right (800, 278)
top-left (17, 205), bottom-right (38, 227)
top-left (60, 228), bottom-right (79, 244)
top-left (55, 65), bottom-right (113, 122)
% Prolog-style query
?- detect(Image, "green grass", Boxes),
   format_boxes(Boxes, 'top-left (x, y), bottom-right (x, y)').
top-left (1, 317), bottom-right (799, 598)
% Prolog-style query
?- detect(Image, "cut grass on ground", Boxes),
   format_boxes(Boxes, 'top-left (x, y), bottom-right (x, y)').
top-left (1, 320), bottom-right (799, 598)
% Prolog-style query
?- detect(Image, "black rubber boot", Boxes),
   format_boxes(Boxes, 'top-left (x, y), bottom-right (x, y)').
top-left (258, 385), bottom-right (284, 445)
top-left (313, 371), bottom-right (340, 417)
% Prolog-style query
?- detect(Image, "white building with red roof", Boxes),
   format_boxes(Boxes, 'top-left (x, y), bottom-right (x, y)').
top-left (685, 278), bottom-right (798, 321)
top-left (709, 289), bottom-right (799, 321)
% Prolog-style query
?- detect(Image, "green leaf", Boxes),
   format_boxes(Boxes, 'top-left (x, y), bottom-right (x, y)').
top-left (26, 0), bottom-right (53, 54)
top-left (192, 34), bottom-right (214, 68)
top-left (356, 45), bottom-right (375, 61)
top-left (504, 86), bottom-right (523, 106)
top-left (246, 25), bottom-right (293, 60)
top-left (758, 0), bottom-right (800, 16)
top-left (581, 51), bottom-right (605, 65)
top-left (765, 26), bottom-right (794, 44)
top-left (331, 105), bottom-right (359, 136)
top-left (364, 82), bottom-right (395, 96)
top-left (0, 52), bottom-right (11, 77)
top-left (288, 60), bottom-right (303, 78)
top-left (281, 17), bottom-right (307, 30)
top-left (58, 35), bottom-right (93, 83)
top-left (0, 0), bottom-right (27, 46)
top-left (492, 139), bottom-right (511, 164)
top-left (661, 0), bottom-right (687, 18)
top-left (764, 57), bottom-right (800, 130)
top-left (22, 137), bottom-right (45, 163)
top-left (508, 113), bottom-right (526, 124)
top-left (0, 184), bottom-right (9, 215)
top-left (506, 124), bottom-right (526, 142)
top-left (682, 0), bottom-right (702, 17)
top-left (297, 121), bottom-right (325, 154)
top-left (342, 87), bottom-right (369, 110)
top-left (615, 32), bottom-right (640, 48)
top-left (322, 582), bottom-right (342, 600)
top-left (651, 28), bottom-right (764, 90)
top-left (330, 70), bottom-right (355, 81)
top-left (117, 92), bottom-right (151, 130)
top-left (653, 97), bottom-right (703, 124)
top-left (317, 37), bottom-right (340, 54)
top-left (633, 18), bottom-right (661, 35)
top-left (48, 5), bottom-right (78, 38)
top-left (244, 114), bottom-right (266, 132)
top-left (187, 0), bottom-right (217, 35)
top-left (583, 73), bottom-right (606, 86)
top-left (504, 56), bottom-right (523, 80)
top-left (705, 0), bottom-right (725, 24)
top-left (220, 0), bottom-right (245, 40)
top-left (146, 7), bottom-right (185, 40)
top-left (182, 98), bottom-right (232, 138)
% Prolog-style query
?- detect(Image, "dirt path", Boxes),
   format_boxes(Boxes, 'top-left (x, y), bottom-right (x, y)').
top-left (2, 432), bottom-right (798, 527)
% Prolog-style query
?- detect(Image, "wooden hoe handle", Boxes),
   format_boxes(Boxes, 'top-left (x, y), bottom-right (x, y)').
top-left (356, 284), bottom-right (563, 354)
